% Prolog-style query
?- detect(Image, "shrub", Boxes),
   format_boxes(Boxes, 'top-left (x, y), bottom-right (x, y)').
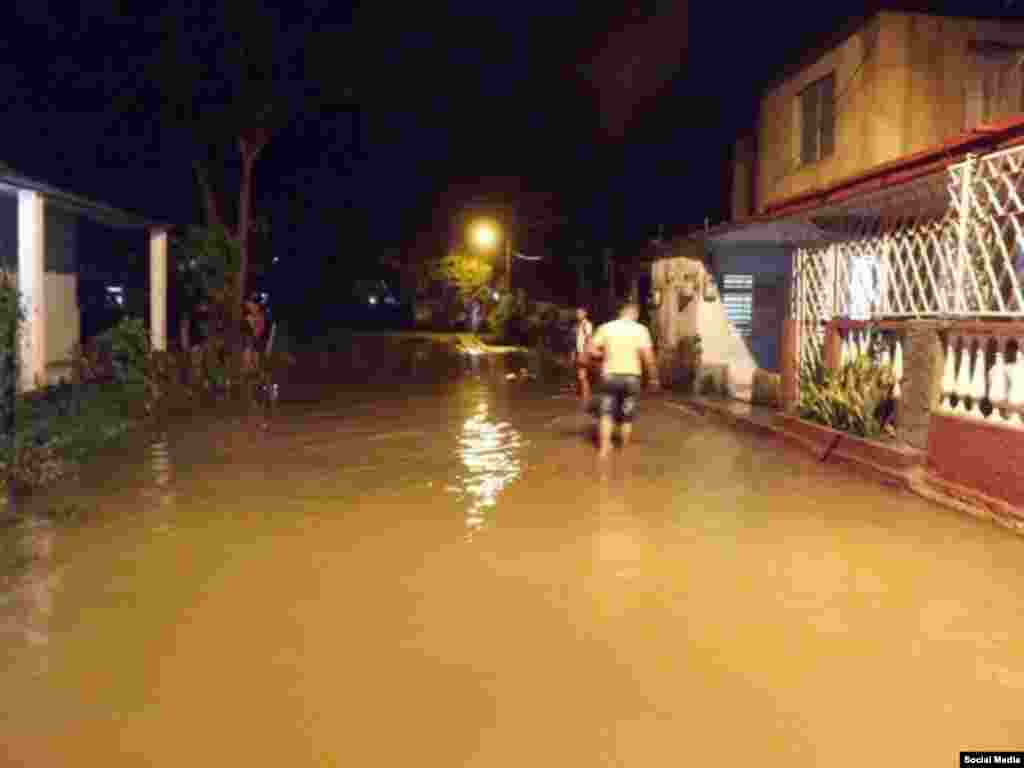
top-left (798, 346), bottom-right (897, 439)
top-left (100, 317), bottom-right (149, 392)
top-left (752, 369), bottom-right (782, 408)
top-left (672, 335), bottom-right (702, 393)
top-left (486, 294), bottom-right (515, 339)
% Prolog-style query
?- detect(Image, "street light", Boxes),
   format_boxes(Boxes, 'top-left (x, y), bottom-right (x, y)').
top-left (470, 220), bottom-right (499, 250)
top-left (469, 219), bottom-right (512, 292)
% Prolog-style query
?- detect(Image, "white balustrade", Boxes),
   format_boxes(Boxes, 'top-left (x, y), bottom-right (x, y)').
top-left (941, 331), bottom-right (1024, 429)
top-left (892, 337), bottom-right (904, 400)
top-left (969, 337), bottom-right (988, 419)
top-left (987, 339), bottom-right (1008, 425)
top-left (941, 336), bottom-right (957, 412)
top-left (954, 335), bottom-right (972, 415)
top-left (1009, 338), bottom-right (1024, 428)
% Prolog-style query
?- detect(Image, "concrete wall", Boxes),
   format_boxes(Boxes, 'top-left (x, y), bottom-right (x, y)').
top-left (737, 12), bottom-right (1024, 218)
top-left (651, 244), bottom-right (759, 399)
top-left (0, 194), bottom-right (82, 382)
top-left (650, 240), bottom-right (705, 353)
top-left (0, 194), bottom-right (15, 271)
top-left (44, 272), bottom-right (79, 368)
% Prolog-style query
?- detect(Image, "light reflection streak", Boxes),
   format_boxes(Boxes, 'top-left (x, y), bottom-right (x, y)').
top-left (145, 437), bottom-right (177, 510)
top-left (453, 402), bottom-right (522, 539)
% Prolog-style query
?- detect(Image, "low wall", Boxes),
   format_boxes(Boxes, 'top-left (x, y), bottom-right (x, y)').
top-left (777, 415), bottom-right (923, 471)
top-left (927, 413), bottom-right (1024, 510)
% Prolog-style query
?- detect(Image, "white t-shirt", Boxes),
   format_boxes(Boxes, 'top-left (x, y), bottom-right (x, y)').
top-left (575, 319), bottom-right (593, 356)
top-left (591, 318), bottom-right (653, 377)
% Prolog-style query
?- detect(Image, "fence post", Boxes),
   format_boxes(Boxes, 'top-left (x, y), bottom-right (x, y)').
top-left (955, 154), bottom-right (976, 316)
top-left (880, 236), bottom-right (890, 317)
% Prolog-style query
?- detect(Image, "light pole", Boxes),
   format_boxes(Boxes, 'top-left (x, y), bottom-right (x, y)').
top-left (504, 236), bottom-right (512, 293)
top-left (469, 217), bottom-right (546, 296)
top-left (470, 219), bottom-right (509, 293)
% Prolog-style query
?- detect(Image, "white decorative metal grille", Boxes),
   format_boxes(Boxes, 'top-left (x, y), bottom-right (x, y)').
top-left (792, 145), bottom-right (1024, 369)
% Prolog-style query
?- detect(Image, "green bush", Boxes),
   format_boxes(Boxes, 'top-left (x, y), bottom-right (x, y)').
top-left (486, 294), bottom-right (516, 339)
top-left (100, 317), bottom-right (149, 392)
top-left (752, 369), bottom-right (782, 408)
top-left (673, 335), bottom-right (702, 393)
top-left (798, 343), bottom-right (896, 439)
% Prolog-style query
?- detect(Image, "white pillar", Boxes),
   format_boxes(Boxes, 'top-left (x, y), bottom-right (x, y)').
top-left (17, 190), bottom-right (46, 391)
top-left (149, 228), bottom-right (167, 352)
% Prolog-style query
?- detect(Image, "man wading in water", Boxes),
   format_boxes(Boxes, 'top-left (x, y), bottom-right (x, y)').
top-left (571, 306), bottom-right (594, 404)
top-left (587, 302), bottom-right (659, 459)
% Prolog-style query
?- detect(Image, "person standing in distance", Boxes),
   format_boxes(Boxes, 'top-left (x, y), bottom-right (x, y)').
top-left (587, 302), bottom-right (659, 458)
top-left (572, 306), bottom-right (594, 403)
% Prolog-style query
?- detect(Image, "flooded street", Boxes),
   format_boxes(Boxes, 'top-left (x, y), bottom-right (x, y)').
top-left (1, 339), bottom-right (1022, 766)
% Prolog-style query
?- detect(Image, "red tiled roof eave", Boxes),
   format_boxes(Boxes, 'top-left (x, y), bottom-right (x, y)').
top-left (760, 115), bottom-right (1024, 221)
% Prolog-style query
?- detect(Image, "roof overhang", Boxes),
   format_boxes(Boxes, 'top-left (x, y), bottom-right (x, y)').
top-left (0, 171), bottom-right (167, 231)
top-left (703, 114), bottom-right (1024, 249)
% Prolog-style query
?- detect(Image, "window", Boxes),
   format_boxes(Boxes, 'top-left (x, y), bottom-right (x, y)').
top-left (105, 285), bottom-right (125, 308)
top-left (722, 274), bottom-right (754, 338)
top-left (798, 73), bottom-right (835, 165)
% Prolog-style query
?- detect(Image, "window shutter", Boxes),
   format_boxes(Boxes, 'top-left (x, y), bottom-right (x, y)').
top-left (800, 85), bottom-right (818, 166)
top-left (819, 73), bottom-right (835, 159)
top-left (722, 274), bottom-right (754, 338)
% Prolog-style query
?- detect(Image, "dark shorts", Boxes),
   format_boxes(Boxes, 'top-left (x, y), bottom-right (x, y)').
top-left (598, 374), bottom-right (642, 423)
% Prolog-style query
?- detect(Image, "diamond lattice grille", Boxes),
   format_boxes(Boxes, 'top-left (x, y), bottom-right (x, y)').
top-left (793, 147), bottom-right (1024, 369)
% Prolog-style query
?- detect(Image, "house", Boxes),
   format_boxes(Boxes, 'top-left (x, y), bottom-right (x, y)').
top-left (651, 11), bottom-right (1024, 392)
top-left (654, 10), bottom-right (1024, 512)
top-left (0, 162), bottom-right (170, 391)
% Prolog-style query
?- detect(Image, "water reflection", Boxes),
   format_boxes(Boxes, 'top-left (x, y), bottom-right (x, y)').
top-left (1, 520), bottom-right (61, 676)
top-left (453, 401), bottom-right (523, 539)
top-left (143, 437), bottom-right (177, 512)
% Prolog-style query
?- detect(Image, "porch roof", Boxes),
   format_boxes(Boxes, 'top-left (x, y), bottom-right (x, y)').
top-left (705, 114), bottom-right (1024, 248)
top-left (0, 162), bottom-right (168, 231)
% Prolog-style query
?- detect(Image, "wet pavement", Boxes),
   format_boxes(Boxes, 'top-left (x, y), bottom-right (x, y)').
top-left (1, 339), bottom-right (1022, 765)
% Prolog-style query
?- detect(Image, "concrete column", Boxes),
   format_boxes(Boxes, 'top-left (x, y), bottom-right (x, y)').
top-left (823, 319), bottom-right (842, 372)
top-left (780, 318), bottom-right (799, 413)
top-left (897, 321), bottom-right (944, 450)
top-left (17, 190), bottom-right (46, 391)
top-left (149, 228), bottom-right (168, 352)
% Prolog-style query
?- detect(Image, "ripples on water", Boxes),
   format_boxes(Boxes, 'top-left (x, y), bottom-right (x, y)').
top-left (453, 401), bottom-right (524, 539)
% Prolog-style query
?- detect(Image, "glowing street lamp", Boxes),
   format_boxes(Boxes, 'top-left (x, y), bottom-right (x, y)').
top-left (471, 220), bottom-right (499, 250)
top-left (470, 219), bottom-right (512, 291)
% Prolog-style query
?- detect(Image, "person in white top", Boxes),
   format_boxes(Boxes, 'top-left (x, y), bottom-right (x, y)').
top-left (587, 302), bottom-right (660, 458)
top-left (571, 306), bottom-right (594, 403)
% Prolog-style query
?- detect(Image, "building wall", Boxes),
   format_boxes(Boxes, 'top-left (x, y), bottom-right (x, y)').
top-left (0, 194), bottom-right (15, 271)
top-left (737, 12), bottom-right (1024, 218)
top-left (650, 240), bottom-right (705, 354)
top-left (0, 194), bottom-right (82, 380)
top-left (650, 242), bottom-right (760, 399)
top-left (709, 245), bottom-right (792, 370)
top-left (44, 272), bottom-right (79, 367)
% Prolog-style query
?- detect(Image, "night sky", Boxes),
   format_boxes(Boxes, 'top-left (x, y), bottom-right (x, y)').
top-left (5, 1), bottom-right (1024, 308)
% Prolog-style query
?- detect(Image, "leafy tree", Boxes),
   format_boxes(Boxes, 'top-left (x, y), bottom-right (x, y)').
top-left (432, 248), bottom-right (494, 301)
top-left (134, 2), bottom-right (354, 386)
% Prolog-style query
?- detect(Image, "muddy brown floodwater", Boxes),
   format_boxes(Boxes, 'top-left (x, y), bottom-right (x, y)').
top-left (1, 339), bottom-right (1022, 766)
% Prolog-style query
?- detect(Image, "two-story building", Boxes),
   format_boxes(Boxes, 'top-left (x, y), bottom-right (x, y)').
top-left (653, 9), bottom-right (1024, 512)
top-left (654, 11), bottom-right (1024, 385)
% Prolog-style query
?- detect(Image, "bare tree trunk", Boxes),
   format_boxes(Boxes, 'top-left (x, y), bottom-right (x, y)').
top-left (230, 135), bottom-right (267, 394)
top-left (193, 163), bottom-right (224, 232)
top-left (179, 312), bottom-right (191, 387)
